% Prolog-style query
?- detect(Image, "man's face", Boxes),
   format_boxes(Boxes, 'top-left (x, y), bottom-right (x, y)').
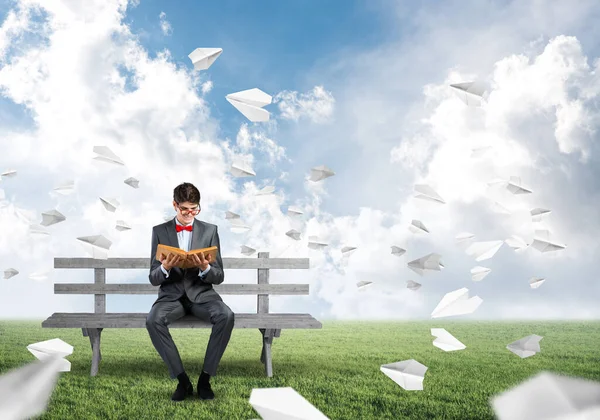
top-left (173, 200), bottom-right (200, 224)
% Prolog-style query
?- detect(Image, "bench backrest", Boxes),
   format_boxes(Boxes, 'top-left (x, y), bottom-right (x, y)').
top-left (53, 252), bottom-right (310, 315)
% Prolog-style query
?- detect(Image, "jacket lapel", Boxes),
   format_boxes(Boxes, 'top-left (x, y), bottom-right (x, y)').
top-left (191, 218), bottom-right (205, 251)
top-left (166, 218), bottom-right (179, 248)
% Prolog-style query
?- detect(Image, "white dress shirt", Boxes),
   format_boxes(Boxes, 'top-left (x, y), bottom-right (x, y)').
top-left (160, 217), bottom-right (211, 279)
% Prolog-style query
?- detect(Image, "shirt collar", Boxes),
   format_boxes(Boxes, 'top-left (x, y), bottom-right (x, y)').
top-left (174, 217), bottom-right (194, 227)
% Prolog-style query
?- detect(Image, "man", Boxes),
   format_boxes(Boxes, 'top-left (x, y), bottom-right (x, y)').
top-left (146, 182), bottom-right (234, 401)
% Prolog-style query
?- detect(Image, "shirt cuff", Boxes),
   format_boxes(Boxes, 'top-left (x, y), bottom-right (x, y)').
top-left (198, 265), bottom-right (211, 277)
top-left (160, 264), bottom-right (170, 278)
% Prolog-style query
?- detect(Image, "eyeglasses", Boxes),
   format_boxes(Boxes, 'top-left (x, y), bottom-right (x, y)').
top-left (176, 204), bottom-right (200, 215)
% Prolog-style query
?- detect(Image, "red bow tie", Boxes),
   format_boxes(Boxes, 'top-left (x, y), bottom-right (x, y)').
top-left (176, 224), bottom-right (193, 232)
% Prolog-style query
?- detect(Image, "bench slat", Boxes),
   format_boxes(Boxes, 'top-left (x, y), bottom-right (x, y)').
top-left (54, 283), bottom-right (309, 295)
top-left (54, 257), bottom-right (309, 270)
top-left (42, 313), bottom-right (322, 329)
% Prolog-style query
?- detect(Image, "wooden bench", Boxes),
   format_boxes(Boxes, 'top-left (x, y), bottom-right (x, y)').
top-left (42, 252), bottom-right (321, 377)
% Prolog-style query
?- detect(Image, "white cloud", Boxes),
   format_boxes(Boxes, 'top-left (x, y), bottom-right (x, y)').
top-left (234, 123), bottom-right (287, 166)
top-left (274, 85), bottom-right (335, 123)
top-left (158, 11), bottom-right (172, 36)
top-left (201, 79), bottom-right (212, 94)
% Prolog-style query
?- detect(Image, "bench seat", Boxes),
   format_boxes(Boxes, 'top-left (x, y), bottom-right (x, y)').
top-left (42, 312), bottom-right (322, 329)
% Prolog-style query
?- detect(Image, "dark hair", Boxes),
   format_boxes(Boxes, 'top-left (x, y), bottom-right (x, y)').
top-left (173, 182), bottom-right (200, 204)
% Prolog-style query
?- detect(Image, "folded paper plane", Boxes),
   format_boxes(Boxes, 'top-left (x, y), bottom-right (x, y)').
top-left (27, 338), bottom-right (74, 372)
top-left (408, 253), bottom-right (444, 276)
top-left (240, 245), bottom-right (256, 256)
top-left (491, 371), bottom-right (600, 420)
top-left (76, 235), bottom-right (112, 259)
top-left (255, 185), bottom-right (275, 196)
top-left (29, 224), bottom-right (50, 236)
top-left (3, 268), bottom-right (18, 279)
top-left (93, 145), bottom-right (124, 166)
top-left (505, 235), bottom-right (529, 251)
top-left (357, 281), bottom-right (372, 290)
top-left (229, 218), bottom-right (251, 233)
top-left (455, 232), bottom-right (475, 243)
top-left (450, 81), bottom-right (486, 106)
top-left (225, 210), bottom-right (240, 219)
top-left (380, 359), bottom-right (428, 391)
top-left (530, 208), bottom-right (551, 223)
top-left (409, 219), bottom-right (429, 234)
top-left (286, 229), bottom-right (301, 241)
top-left (491, 201), bottom-right (512, 215)
top-left (309, 165), bottom-right (335, 182)
top-left (0, 354), bottom-right (65, 420)
top-left (529, 277), bottom-right (545, 289)
top-left (226, 88), bottom-right (272, 122)
top-left (414, 184), bottom-right (445, 204)
top-left (115, 220), bottom-right (131, 231)
top-left (230, 161), bottom-right (256, 177)
top-left (40, 209), bottom-right (66, 227)
top-left (431, 328), bottom-right (466, 351)
top-left (249, 387), bottom-right (330, 419)
top-left (308, 236), bottom-right (328, 249)
top-left (406, 280), bottom-right (421, 291)
top-left (506, 176), bottom-right (532, 194)
top-left (465, 240), bottom-right (503, 261)
top-left (287, 206), bottom-right (303, 216)
top-left (471, 266), bottom-right (491, 282)
top-left (391, 246), bottom-right (406, 257)
top-left (123, 177), bottom-right (139, 188)
top-left (506, 335), bottom-right (543, 358)
top-left (530, 230), bottom-right (566, 253)
top-left (188, 47), bottom-right (222, 71)
top-left (1, 169), bottom-right (17, 179)
top-left (99, 197), bottom-right (119, 212)
top-left (53, 180), bottom-right (75, 195)
top-left (431, 287), bottom-right (482, 318)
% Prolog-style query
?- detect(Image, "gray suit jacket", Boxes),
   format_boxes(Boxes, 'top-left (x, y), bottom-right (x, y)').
top-left (148, 217), bottom-right (225, 306)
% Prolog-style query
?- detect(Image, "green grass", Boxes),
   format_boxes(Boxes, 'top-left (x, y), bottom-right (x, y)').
top-left (1, 320), bottom-right (599, 419)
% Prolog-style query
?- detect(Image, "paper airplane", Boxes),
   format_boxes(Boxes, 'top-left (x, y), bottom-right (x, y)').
top-left (391, 246), bottom-right (406, 257)
top-left (76, 235), bottom-right (112, 259)
top-left (531, 208), bottom-right (551, 222)
top-left (27, 338), bottom-right (74, 372)
top-left (491, 371), bottom-right (600, 420)
top-left (341, 246), bottom-right (357, 255)
top-left (124, 177), bottom-right (139, 189)
top-left (407, 253), bottom-right (444, 276)
top-left (3, 268), bottom-right (18, 279)
top-left (529, 277), bottom-right (546, 289)
top-left (188, 47), bottom-right (222, 71)
top-left (249, 387), bottom-right (330, 420)
top-left (29, 270), bottom-right (50, 281)
top-left (431, 287), bottom-right (482, 318)
top-left (0, 354), bottom-right (65, 420)
top-left (309, 165), bottom-right (335, 182)
top-left (471, 266), bottom-right (491, 282)
top-left (506, 176), bottom-right (532, 194)
top-left (93, 145), bottom-right (124, 166)
top-left (285, 229), bottom-right (301, 241)
top-left (450, 81), bottom-right (486, 106)
top-left (380, 359), bottom-right (428, 391)
top-left (99, 197), bottom-right (119, 212)
top-left (287, 206), bottom-right (303, 216)
top-left (505, 235), bottom-right (529, 251)
top-left (357, 281), bottom-right (372, 290)
top-left (456, 232), bottom-right (475, 243)
top-left (225, 211), bottom-right (240, 219)
top-left (229, 218), bottom-right (251, 233)
top-left (414, 184), bottom-right (445, 204)
top-left (1, 169), bottom-right (17, 179)
top-left (406, 280), bottom-right (421, 291)
top-left (507, 335), bottom-right (543, 358)
top-left (226, 88), bottom-right (272, 122)
top-left (465, 240), bottom-right (503, 261)
top-left (53, 180), bottom-right (75, 195)
top-left (40, 209), bottom-right (66, 227)
top-left (531, 230), bottom-right (566, 253)
top-left (240, 245), bottom-right (256, 256)
top-left (431, 328), bottom-right (466, 352)
top-left (230, 161), bottom-right (256, 177)
top-left (255, 185), bottom-right (275, 196)
top-left (115, 220), bottom-right (131, 231)
top-left (409, 219), bottom-right (429, 234)
top-left (491, 201), bottom-right (512, 215)
top-left (29, 224), bottom-right (50, 236)
top-left (471, 146), bottom-right (493, 158)
top-left (308, 236), bottom-right (328, 249)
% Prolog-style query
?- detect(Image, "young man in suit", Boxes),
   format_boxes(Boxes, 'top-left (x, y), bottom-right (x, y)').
top-left (146, 182), bottom-right (235, 401)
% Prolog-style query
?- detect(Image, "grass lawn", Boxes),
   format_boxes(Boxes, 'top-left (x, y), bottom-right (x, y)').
top-left (0, 320), bottom-right (599, 419)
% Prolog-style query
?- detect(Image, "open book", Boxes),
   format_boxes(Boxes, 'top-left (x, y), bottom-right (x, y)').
top-left (155, 244), bottom-right (218, 269)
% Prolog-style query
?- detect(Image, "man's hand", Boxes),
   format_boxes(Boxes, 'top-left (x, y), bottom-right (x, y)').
top-left (189, 252), bottom-right (212, 271)
top-left (160, 253), bottom-right (184, 271)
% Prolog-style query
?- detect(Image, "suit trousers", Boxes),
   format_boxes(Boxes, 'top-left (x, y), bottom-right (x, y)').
top-left (146, 294), bottom-right (235, 378)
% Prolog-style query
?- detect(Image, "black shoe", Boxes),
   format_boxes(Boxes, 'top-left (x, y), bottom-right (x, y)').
top-left (171, 381), bottom-right (193, 401)
top-left (197, 372), bottom-right (215, 400)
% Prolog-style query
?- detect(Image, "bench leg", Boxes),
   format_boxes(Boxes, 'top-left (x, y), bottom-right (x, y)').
top-left (259, 328), bottom-right (281, 378)
top-left (83, 328), bottom-right (103, 376)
